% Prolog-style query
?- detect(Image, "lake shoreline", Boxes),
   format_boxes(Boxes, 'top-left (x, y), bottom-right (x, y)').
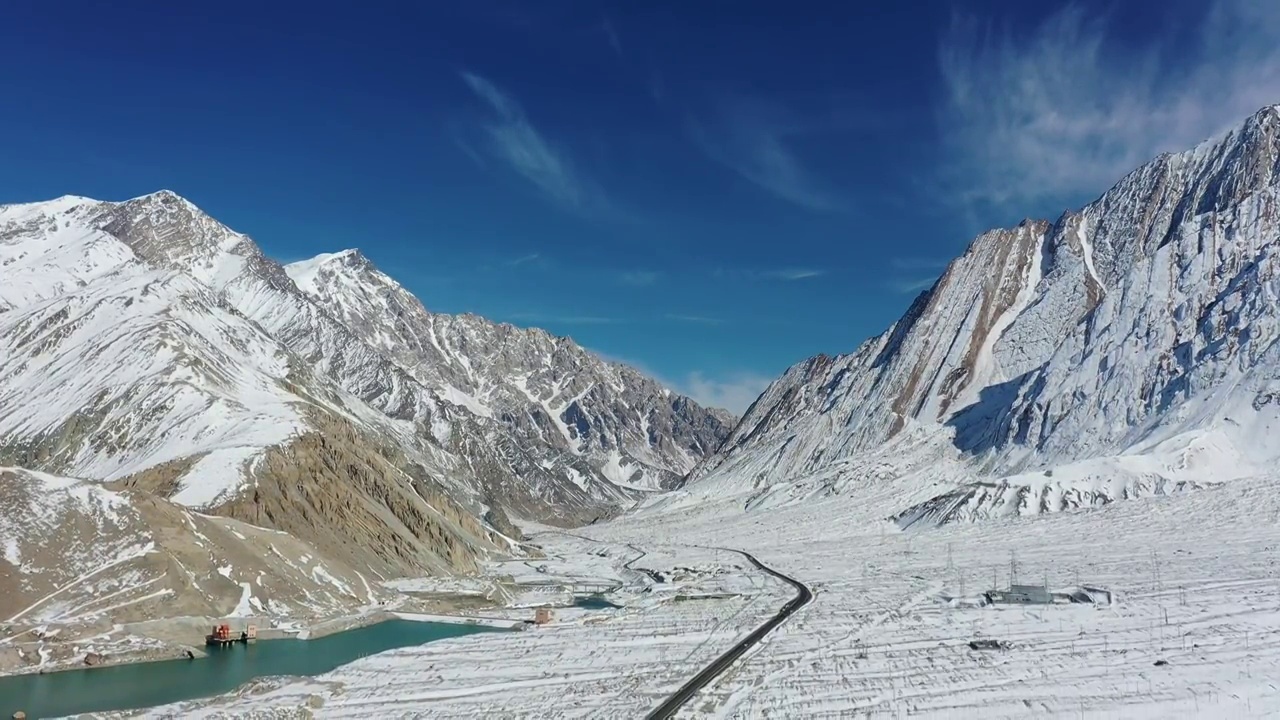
top-left (0, 605), bottom-right (528, 680)
top-left (1, 619), bottom-right (509, 719)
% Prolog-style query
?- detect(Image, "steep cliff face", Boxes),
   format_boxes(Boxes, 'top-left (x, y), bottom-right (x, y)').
top-left (684, 104), bottom-right (1280, 526)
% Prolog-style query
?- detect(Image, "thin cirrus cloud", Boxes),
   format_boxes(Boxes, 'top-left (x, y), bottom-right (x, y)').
top-left (714, 267), bottom-right (826, 282)
top-left (664, 314), bottom-right (722, 325)
top-left (600, 17), bottom-right (623, 58)
top-left (688, 96), bottom-right (845, 212)
top-left (618, 270), bottom-right (660, 286)
top-left (459, 71), bottom-right (609, 215)
top-left (890, 256), bottom-right (949, 272)
top-left (766, 268), bottom-right (824, 281)
top-left (886, 277), bottom-right (938, 295)
top-left (887, 257), bottom-right (947, 293)
top-left (506, 252), bottom-right (541, 267)
top-left (937, 0), bottom-right (1280, 209)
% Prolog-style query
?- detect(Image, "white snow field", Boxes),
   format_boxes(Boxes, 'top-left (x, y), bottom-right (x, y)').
top-left (130, 532), bottom-right (792, 719)
top-left (599, 476), bottom-right (1280, 719)
top-left (135, 468), bottom-right (1280, 719)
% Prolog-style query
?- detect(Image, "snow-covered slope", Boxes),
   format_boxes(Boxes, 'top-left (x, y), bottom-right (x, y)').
top-left (0, 194), bottom-right (510, 584)
top-left (683, 103), bottom-right (1280, 526)
top-left (0, 264), bottom-right (303, 507)
top-left (1, 189), bottom-right (729, 530)
top-left (283, 247), bottom-right (731, 493)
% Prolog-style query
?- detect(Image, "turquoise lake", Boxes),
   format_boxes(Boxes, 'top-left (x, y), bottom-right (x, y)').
top-left (0, 620), bottom-right (500, 719)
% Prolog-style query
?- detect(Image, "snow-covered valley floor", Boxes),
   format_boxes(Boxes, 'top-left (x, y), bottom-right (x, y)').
top-left (128, 533), bottom-right (791, 719)
top-left (133, 474), bottom-right (1280, 719)
top-left (596, 475), bottom-right (1280, 719)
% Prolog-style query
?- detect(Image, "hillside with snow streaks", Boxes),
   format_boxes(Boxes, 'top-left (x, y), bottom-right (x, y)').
top-left (0, 264), bottom-right (303, 506)
top-left (682, 104), bottom-right (1280, 526)
top-left (284, 246), bottom-right (731, 494)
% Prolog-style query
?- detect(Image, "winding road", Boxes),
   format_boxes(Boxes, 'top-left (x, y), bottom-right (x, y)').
top-left (645, 548), bottom-right (813, 719)
top-left (531, 530), bottom-right (813, 717)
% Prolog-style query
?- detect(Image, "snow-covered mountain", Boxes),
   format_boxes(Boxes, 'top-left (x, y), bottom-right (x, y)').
top-left (681, 103), bottom-right (1280, 526)
top-left (285, 249), bottom-right (731, 494)
top-left (0, 195), bottom-right (508, 586)
top-left (0, 188), bottom-right (731, 564)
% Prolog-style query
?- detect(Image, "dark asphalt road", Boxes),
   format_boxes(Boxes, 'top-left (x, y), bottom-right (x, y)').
top-left (645, 548), bottom-right (813, 719)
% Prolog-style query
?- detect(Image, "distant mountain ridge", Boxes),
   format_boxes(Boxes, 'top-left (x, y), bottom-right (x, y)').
top-left (283, 247), bottom-right (732, 495)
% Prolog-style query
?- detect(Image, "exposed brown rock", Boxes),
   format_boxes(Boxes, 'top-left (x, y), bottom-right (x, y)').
top-left (110, 455), bottom-right (200, 498)
top-left (212, 411), bottom-right (502, 578)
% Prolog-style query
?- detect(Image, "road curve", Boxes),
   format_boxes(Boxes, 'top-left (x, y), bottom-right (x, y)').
top-left (645, 548), bottom-right (813, 719)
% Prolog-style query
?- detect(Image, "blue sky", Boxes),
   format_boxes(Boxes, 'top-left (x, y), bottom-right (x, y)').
top-left (2, 0), bottom-right (1278, 413)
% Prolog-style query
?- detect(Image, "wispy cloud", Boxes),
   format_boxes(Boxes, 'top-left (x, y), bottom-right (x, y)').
top-left (715, 267), bottom-right (827, 282)
top-left (766, 268), bottom-right (824, 281)
top-left (886, 277), bottom-right (938, 294)
top-left (619, 270), bottom-right (660, 286)
top-left (682, 371), bottom-right (772, 415)
top-left (506, 252), bottom-right (541, 267)
top-left (938, 0), bottom-right (1280, 208)
top-left (601, 17), bottom-right (623, 58)
top-left (460, 71), bottom-right (608, 215)
top-left (588, 349), bottom-right (768, 415)
top-left (886, 258), bottom-right (946, 293)
top-left (665, 314), bottom-right (722, 325)
top-left (890, 256), bottom-right (949, 272)
top-left (689, 96), bottom-right (845, 212)
top-left (452, 135), bottom-right (488, 169)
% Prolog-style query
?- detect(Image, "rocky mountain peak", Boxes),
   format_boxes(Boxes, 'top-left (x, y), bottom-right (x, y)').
top-left (285, 248), bottom-right (386, 296)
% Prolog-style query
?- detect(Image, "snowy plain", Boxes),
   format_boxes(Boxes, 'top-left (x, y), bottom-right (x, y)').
top-left (127, 465), bottom-right (1280, 719)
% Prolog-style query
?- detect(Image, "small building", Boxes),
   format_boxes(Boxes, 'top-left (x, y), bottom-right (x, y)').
top-left (534, 607), bottom-right (554, 625)
top-left (987, 584), bottom-right (1052, 605)
top-left (206, 622), bottom-right (257, 646)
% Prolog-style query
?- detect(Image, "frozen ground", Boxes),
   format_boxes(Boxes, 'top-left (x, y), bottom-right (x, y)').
top-left (143, 470), bottom-right (1280, 719)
